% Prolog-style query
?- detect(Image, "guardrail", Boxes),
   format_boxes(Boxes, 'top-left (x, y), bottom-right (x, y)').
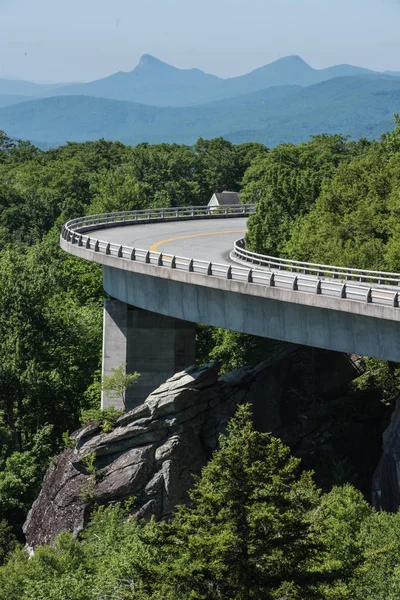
top-left (61, 205), bottom-right (400, 309)
top-left (65, 204), bottom-right (254, 231)
top-left (232, 239), bottom-right (400, 287)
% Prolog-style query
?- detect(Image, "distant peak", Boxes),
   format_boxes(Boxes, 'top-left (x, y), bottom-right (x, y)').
top-left (275, 55), bottom-right (310, 67)
top-left (137, 54), bottom-right (171, 70)
top-left (139, 54), bottom-right (160, 65)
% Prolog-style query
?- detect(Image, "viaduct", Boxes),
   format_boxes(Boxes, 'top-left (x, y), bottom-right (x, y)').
top-left (61, 205), bottom-right (400, 410)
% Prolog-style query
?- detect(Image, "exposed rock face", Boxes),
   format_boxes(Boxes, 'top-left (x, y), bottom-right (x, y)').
top-left (24, 345), bottom-right (368, 548)
top-left (372, 399), bottom-right (400, 512)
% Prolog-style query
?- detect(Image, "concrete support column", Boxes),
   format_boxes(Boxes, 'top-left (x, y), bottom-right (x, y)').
top-left (101, 299), bottom-right (196, 411)
top-left (101, 298), bottom-right (128, 410)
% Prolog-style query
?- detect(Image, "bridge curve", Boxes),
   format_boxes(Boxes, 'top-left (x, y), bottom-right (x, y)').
top-left (72, 215), bottom-right (249, 266)
top-left (61, 205), bottom-right (400, 369)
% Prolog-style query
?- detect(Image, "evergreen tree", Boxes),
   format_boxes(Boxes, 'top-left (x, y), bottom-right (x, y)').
top-left (163, 405), bottom-right (321, 600)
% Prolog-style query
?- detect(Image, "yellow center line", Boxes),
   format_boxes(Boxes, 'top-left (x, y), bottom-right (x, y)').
top-left (149, 230), bottom-right (247, 254)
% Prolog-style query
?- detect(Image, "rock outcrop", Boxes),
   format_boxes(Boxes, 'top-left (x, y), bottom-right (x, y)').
top-left (24, 345), bottom-right (368, 548)
top-left (372, 398), bottom-right (400, 512)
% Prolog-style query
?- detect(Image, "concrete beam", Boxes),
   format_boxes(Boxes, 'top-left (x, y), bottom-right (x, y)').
top-left (62, 238), bottom-right (400, 363)
top-left (61, 238), bottom-right (400, 325)
top-left (102, 266), bottom-right (400, 363)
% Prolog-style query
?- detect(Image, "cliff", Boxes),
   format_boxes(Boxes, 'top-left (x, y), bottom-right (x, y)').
top-left (25, 345), bottom-right (389, 548)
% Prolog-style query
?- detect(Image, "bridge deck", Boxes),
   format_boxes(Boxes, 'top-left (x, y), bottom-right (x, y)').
top-left (61, 208), bottom-right (400, 361)
top-left (86, 217), bottom-right (248, 265)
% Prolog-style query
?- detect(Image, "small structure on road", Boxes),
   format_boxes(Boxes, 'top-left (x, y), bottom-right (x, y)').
top-left (208, 191), bottom-right (240, 208)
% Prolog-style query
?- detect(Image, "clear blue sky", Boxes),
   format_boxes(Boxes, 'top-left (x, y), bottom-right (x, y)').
top-left (1, 0), bottom-right (400, 82)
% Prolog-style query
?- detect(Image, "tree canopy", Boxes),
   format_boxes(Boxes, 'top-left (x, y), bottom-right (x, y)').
top-left (1, 123), bottom-right (400, 596)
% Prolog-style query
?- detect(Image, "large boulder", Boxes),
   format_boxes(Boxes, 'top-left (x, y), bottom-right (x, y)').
top-left (24, 346), bottom-right (367, 548)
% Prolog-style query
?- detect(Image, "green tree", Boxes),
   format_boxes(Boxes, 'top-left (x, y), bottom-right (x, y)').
top-left (162, 405), bottom-right (321, 599)
top-left (313, 485), bottom-right (373, 599)
top-left (193, 137), bottom-right (243, 202)
top-left (196, 326), bottom-right (282, 374)
top-left (0, 425), bottom-right (54, 537)
top-left (0, 521), bottom-right (17, 566)
top-left (348, 510), bottom-right (400, 600)
top-left (101, 363), bottom-right (140, 409)
top-left (0, 131), bottom-right (18, 162)
top-left (243, 134), bottom-right (353, 255)
top-left (278, 118), bottom-right (400, 271)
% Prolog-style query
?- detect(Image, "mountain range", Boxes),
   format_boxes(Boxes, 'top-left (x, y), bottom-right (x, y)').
top-left (1, 54), bottom-right (400, 147)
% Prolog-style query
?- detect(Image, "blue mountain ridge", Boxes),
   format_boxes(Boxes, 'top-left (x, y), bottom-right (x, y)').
top-left (1, 54), bottom-right (398, 108)
top-left (1, 74), bottom-right (400, 148)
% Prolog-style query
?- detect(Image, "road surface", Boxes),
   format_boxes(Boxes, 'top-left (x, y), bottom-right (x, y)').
top-left (89, 217), bottom-right (248, 264)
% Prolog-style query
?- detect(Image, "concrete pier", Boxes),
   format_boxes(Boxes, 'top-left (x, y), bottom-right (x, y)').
top-left (102, 299), bottom-right (196, 410)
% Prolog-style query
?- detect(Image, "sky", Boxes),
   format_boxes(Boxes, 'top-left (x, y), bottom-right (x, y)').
top-left (1, 0), bottom-right (400, 83)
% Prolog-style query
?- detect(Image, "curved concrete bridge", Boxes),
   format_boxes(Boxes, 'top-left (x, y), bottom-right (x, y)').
top-left (61, 205), bottom-right (400, 409)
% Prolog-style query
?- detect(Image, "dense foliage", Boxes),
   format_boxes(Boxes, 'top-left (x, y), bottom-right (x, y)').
top-left (246, 116), bottom-right (400, 273)
top-left (245, 116), bottom-right (400, 397)
top-left (0, 133), bottom-right (267, 542)
top-left (1, 122), bottom-right (400, 596)
top-left (1, 406), bottom-right (400, 600)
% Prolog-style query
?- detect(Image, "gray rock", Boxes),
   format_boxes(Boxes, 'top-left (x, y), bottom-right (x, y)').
top-left (71, 421), bottom-right (102, 442)
top-left (117, 404), bottom-right (151, 427)
top-left (23, 451), bottom-right (88, 547)
top-left (95, 459), bottom-right (152, 502)
top-left (144, 470), bottom-right (164, 495)
top-left (155, 436), bottom-right (181, 462)
top-left (372, 398), bottom-right (400, 511)
top-left (24, 346), bottom-right (366, 548)
top-left (134, 498), bottom-right (162, 520)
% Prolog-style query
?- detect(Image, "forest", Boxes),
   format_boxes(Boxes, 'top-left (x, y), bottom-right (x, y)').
top-left (1, 121), bottom-right (400, 598)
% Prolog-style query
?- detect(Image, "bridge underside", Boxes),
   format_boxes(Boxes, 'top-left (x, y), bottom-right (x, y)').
top-left (100, 265), bottom-right (400, 408)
